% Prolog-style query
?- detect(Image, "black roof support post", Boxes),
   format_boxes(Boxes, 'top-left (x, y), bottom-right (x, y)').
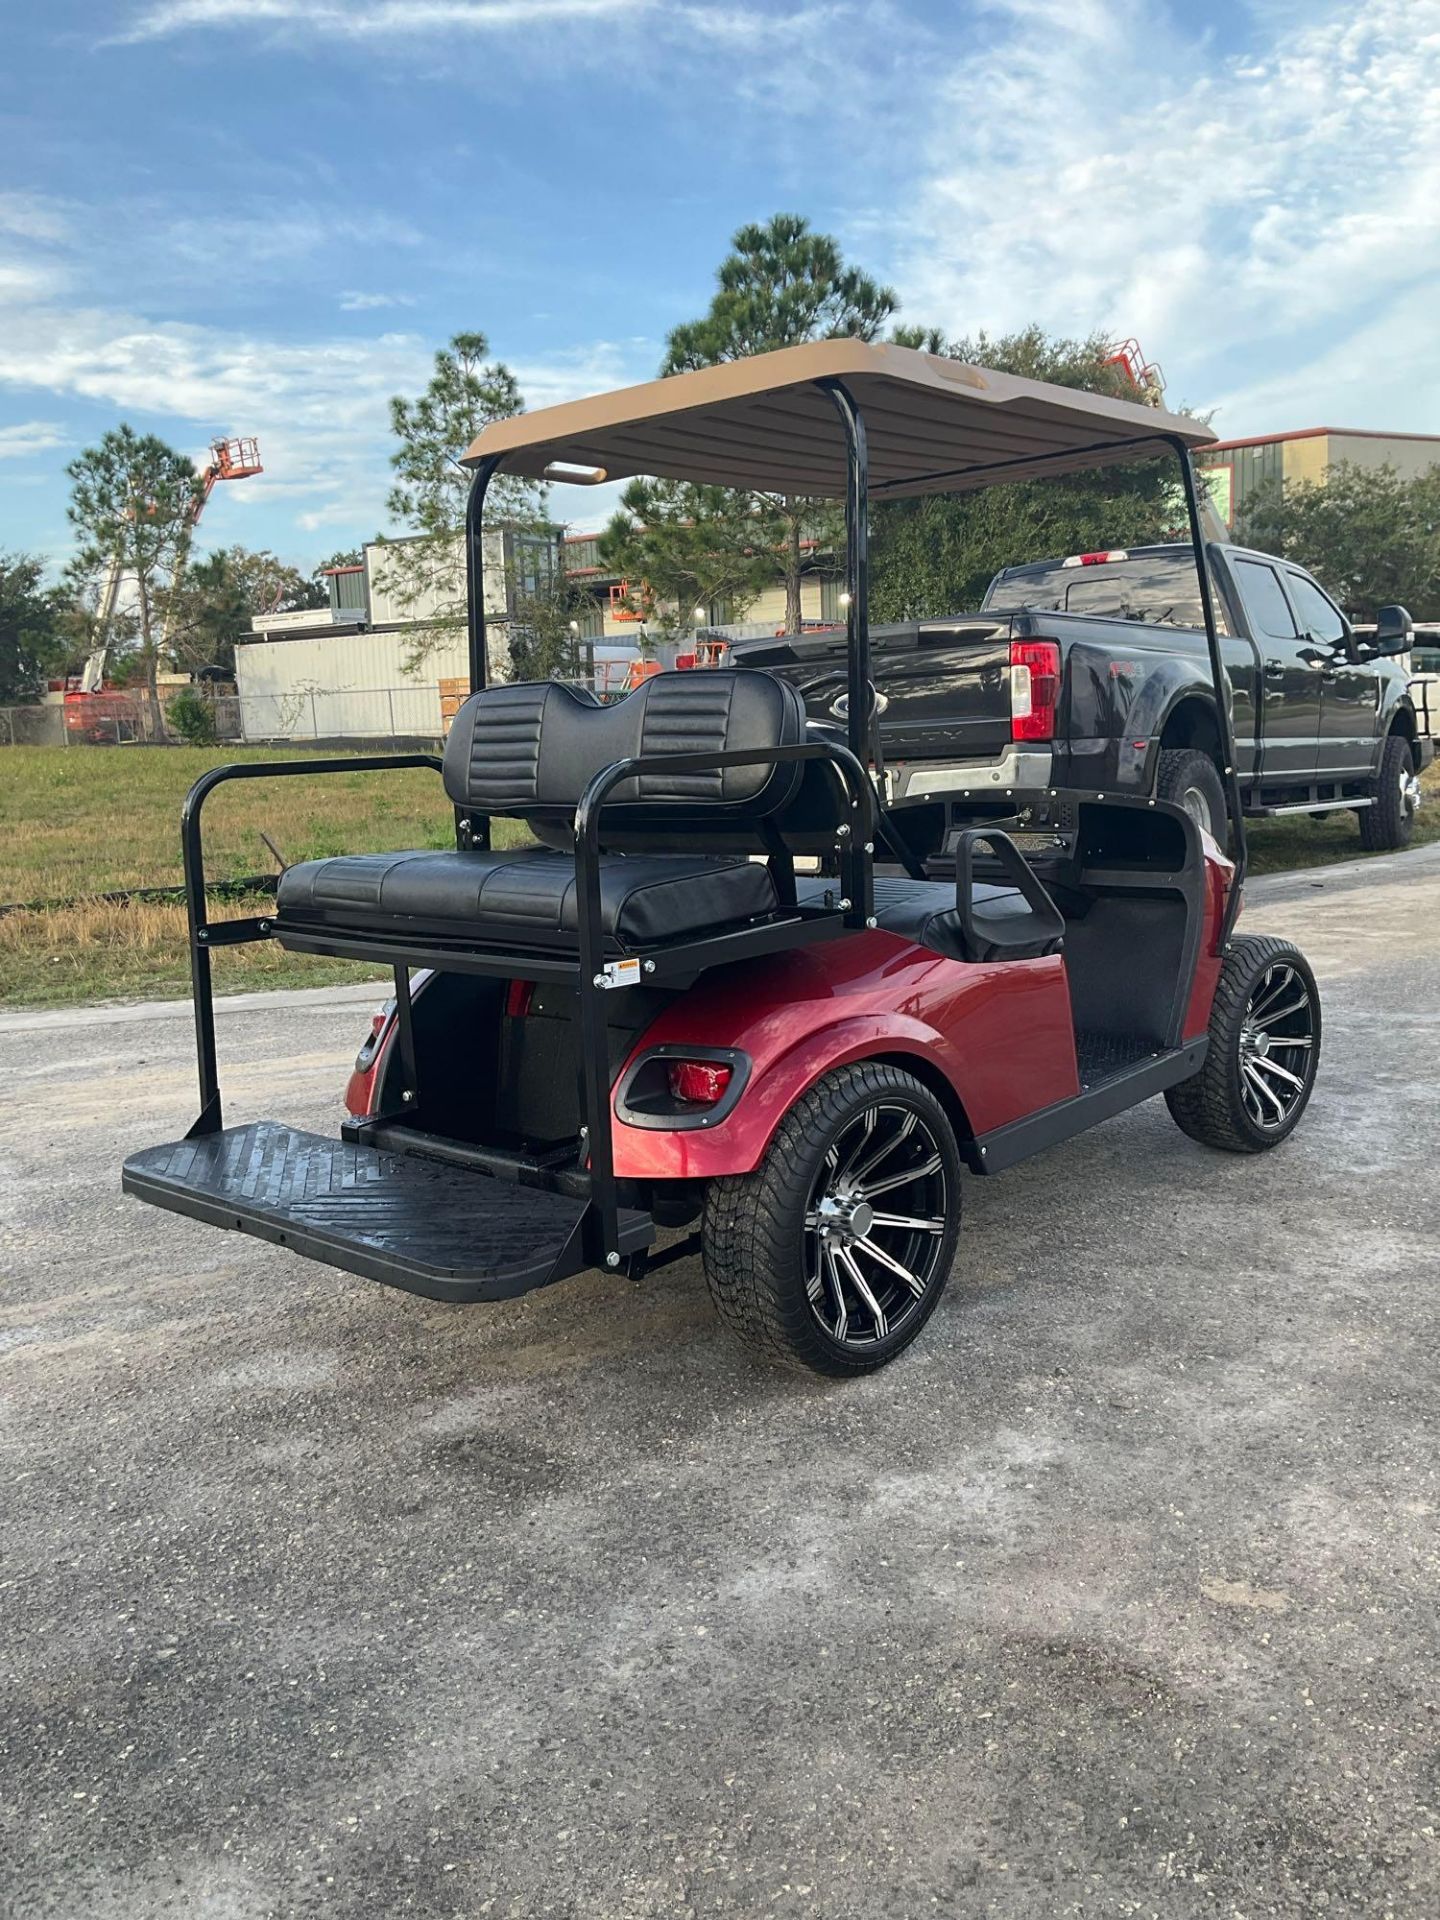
top-left (461, 456), bottom-right (502, 852)
top-left (820, 380), bottom-right (872, 764)
top-left (1170, 434), bottom-right (1247, 945)
top-left (819, 378), bottom-right (878, 918)
top-left (465, 456), bottom-right (501, 695)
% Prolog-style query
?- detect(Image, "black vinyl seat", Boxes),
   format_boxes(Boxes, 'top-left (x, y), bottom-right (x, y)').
top-left (273, 671), bottom-right (816, 959)
top-left (797, 875), bottom-right (1061, 964)
top-left (277, 845), bottom-right (778, 950)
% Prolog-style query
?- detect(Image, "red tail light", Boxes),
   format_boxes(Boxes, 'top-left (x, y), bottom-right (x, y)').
top-left (1010, 640), bottom-right (1061, 741)
top-left (667, 1059), bottom-right (733, 1105)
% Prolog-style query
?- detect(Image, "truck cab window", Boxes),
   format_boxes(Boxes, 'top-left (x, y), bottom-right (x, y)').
top-left (1232, 559), bottom-right (1298, 639)
top-left (982, 553), bottom-right (1228, 633)
top-left (1286, 572), bottom-right (1347, 644)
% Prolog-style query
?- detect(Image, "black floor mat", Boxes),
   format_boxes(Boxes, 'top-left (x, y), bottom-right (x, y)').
top-left (1074, 1031), bottom-right (1160, 1090)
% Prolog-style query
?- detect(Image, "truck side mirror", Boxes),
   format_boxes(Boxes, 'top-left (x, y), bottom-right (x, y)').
top-left (1371, 605), bottom-right (1414, 655)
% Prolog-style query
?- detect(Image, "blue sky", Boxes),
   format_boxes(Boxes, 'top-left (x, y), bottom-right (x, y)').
top-left (2, 0), bottom-right (1437, 570)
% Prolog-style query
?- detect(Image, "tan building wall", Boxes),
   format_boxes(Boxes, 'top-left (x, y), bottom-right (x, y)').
top-left (1201, 428), bottom-right (1440, 528)
top-left (1277, 433), bottom-right (1440, 488)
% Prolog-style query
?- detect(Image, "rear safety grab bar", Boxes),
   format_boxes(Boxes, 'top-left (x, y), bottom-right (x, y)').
top-left (953, 826), bottom-right (1066, 958)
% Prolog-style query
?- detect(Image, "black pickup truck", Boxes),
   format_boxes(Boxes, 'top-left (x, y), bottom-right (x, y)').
top-left (733, 542), bottom-right (1430, 855)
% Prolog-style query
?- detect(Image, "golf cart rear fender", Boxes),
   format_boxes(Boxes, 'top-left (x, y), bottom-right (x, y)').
top-left (612, 1014), bottom-right (943, 1181)
top-left (1182, 849), bottom-right (1233, 1040)
top-left (611, 947), bottom-right (1078, 1181)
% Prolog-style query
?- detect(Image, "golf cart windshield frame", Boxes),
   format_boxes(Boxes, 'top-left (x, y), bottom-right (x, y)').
top-left (464, 384), bottom-right (1245, 941)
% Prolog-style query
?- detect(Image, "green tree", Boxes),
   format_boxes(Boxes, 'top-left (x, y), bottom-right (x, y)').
top-left (1237, 461), bottom-right (1440, 621)
top-left (386, 331), bottom-right (547, 664)
top-left (0, 553), bottom-right (67, 704)
top-left (66, 425), bottom-right (203, 732)
top-left (662, 214), bottom-right (898, 633)
top-left (165, 685), bottom-right (218, 745)
top-left (598, 479), bottom-right (784, 641)
top-left (871, 326), bottom-right (1176, 620)
top-left (507, 574), bottom-right (594, 682)
top-left (166, 546), bottom-right (315, 674)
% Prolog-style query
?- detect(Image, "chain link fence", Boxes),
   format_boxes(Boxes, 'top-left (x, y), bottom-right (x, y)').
top-left (1, 672), bottom-right (671, 750)
top-left (2, 686), bottom-right (448, 750)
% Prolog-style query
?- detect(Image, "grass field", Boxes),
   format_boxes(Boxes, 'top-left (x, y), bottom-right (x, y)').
top-left (1, 744), bottom-right (1436, 1010)
top-left (0, 745), bottom-right (524, 1009)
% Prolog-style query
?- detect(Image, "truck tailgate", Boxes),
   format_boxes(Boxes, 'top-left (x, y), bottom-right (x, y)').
top-left (732, 619), bottom-right (1015, 762)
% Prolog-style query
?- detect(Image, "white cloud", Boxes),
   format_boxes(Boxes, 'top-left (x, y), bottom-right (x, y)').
top-left (0, 283), bottom-right (651, 551)
top-left (888, 0), bottom-right (1440, 432)
top-left (117, 0), bottom-right (654, 43)
top-left (0, 421), bottom-right (67, 460)
top-left (339, 290), bottom-right (419, 310)
top-left (0, 192), bottom-right (70, 244)
top-left (112, 0), bottom-right (833, 48)
top-left (0, 259), bottom-right (71, 302)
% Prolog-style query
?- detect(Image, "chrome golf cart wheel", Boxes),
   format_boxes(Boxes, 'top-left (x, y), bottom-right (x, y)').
top-left (703, 1063), bottom-right (963, 1375)
top-left (1166, 935), bottom-right (1321, 1153)
top-left (803, 1101), bottom-right (952, 1349)
top-left (1237, 959), bottom-right (1317, 1132)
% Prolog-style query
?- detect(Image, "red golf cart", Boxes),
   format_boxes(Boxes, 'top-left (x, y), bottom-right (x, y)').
top-left (123, 343), bottom-right (1320, 1375)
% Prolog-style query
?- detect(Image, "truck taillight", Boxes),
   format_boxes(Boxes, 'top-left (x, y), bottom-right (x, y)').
top-left (1010, 641), bottom-right (1061, 741)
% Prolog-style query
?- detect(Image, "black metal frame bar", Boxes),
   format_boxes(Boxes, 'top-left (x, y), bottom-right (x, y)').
top-left (179, 754), bottom-right (443, 1135)
top-left (1167, 433), bottom-right (1247, 944)
top-left (462, 457), bottom-right (502, 852)
top-left (465, 457), bottom-right (501, 695)
top-left (818, 380), bottom-right (872, 766)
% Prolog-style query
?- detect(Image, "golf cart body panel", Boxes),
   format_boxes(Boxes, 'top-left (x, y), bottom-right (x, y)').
top-left (121, 342), bottom-right (1321, 1374)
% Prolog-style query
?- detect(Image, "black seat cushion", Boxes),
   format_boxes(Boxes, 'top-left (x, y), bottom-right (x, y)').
top-left (276, 847), bottom-right (779, 951)
top-left (797, 875), bottom-right (1059, 963)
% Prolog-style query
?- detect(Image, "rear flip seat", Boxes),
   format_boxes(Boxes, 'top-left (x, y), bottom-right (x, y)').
top-left (277, 846), bottom-right (777, 950)
top-left (274, 670), bottom-right (810, 955)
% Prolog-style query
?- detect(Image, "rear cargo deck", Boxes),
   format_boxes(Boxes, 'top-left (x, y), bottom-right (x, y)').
top-left (122, 1121), bottom-right (650, 1303)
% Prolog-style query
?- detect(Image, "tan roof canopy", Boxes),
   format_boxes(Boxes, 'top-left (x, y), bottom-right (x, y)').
top-left (462, 340), bottom-right (1214, 499)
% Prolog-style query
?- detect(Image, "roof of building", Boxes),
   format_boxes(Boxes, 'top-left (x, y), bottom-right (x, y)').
top-left (1203, 426), bottom-right (1440, 455)
top-left (462, 340), bottom-right (1214, 500)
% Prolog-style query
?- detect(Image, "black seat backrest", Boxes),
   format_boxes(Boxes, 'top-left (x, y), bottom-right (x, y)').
top-left (444, 670), bottom-right (828, 845)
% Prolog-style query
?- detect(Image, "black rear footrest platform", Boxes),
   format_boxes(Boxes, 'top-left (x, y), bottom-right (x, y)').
top-left (122, 1120), bottom-right (651, 1303)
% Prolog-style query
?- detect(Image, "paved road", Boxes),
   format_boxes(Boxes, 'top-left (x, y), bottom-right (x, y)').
top-left (3, 849), bottom-right (1437, 1918)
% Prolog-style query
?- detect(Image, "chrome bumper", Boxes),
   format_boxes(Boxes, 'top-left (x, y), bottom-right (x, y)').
top-left (886, 746), bottom-right (1054, 805)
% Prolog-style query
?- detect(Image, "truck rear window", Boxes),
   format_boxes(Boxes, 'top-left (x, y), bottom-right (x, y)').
top-left (982, 554), bottom-right (1228, 634)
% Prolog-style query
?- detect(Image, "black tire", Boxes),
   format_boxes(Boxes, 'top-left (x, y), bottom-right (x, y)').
top-left (702, 1062), bottom-right (963, 1375)
top-left (1358, 732), bottom-right (1417, 851)
top-left (1156, 747), bottom-right (1228, 841)
top-left (1166, 935), bottom-right (1320, 1153)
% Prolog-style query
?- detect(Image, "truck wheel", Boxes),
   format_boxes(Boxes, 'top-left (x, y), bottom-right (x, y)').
top-left (1359, 733), bottom-right (1419, 851)
top-left (702, 1062), bottom-right (962, 1375)
top-left (1156, 747), bottom-right (1228, 841)
top-left (1165, 936), bottom-right (1320, 1153)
